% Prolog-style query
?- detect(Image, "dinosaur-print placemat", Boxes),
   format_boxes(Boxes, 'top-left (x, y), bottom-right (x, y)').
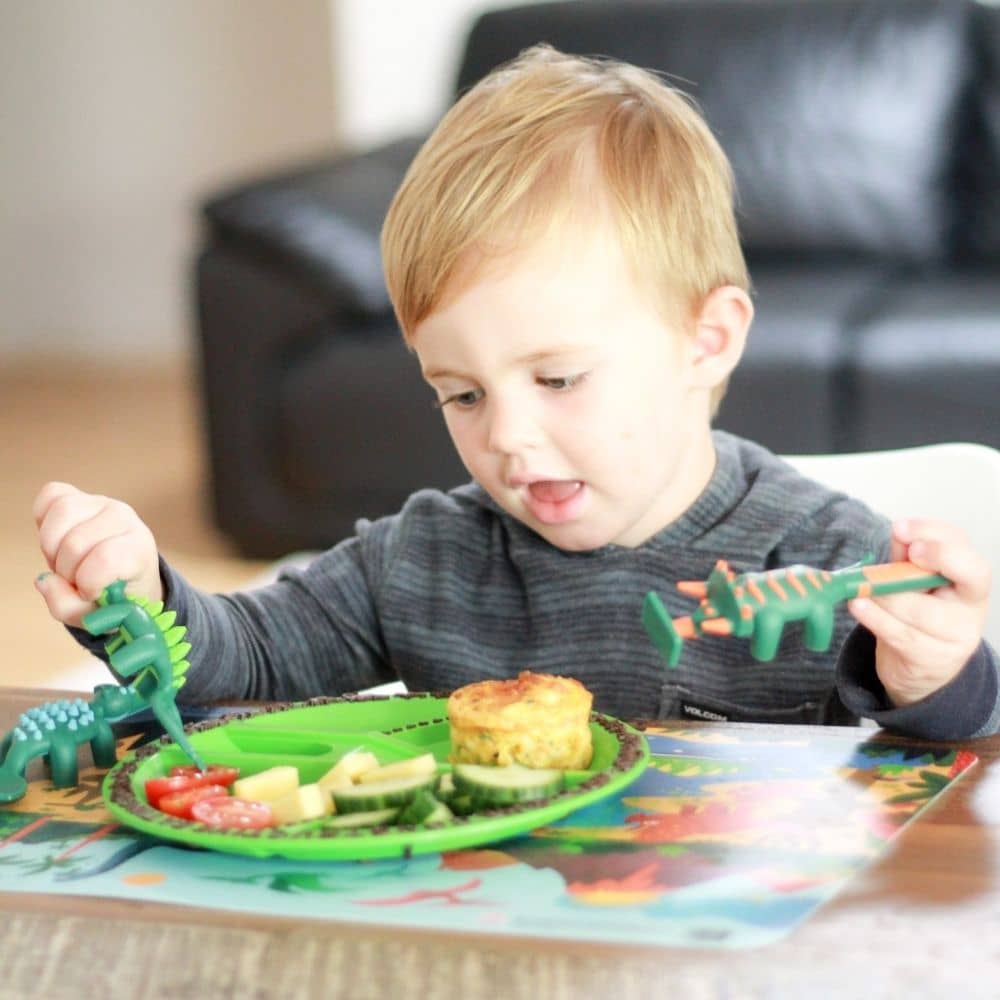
top-left (0, 722), bottom-right (975, 949)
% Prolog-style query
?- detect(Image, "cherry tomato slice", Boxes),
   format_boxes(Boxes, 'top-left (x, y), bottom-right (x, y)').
top-left (169, 764), bottom-right (239, 787)
top-left (198, 764), bottom-right (239, 787)
top-left (156, 784), bottom-right (231, 820)
top-left (145, 765), bottom-right (240, 806)
top-left (191, 797), bottom-right (274, 830)
top-left (145, 773), bottom-right (203, 806)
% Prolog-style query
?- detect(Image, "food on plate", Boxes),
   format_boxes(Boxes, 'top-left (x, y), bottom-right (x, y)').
top-left (139, 693), bottom-right (593, 835)
top-left (269, 782), bottom-right (334, 824)
top-left (190, 796), bottom-right (274, 830)
top-left (447, 670), bottom-right (594, 769)
top-left (331, 772), bottom-right (437, 814)
top-left (317, 749), bottom-right (380, 791)
top-left (156, 783), bottom-right (231, 820)
top-left (231, 764), bottom-right (299, 803)
top-left (144, 764), bottom-right (238, 807)
top-left (396, 788), bottom-right (454, 826)
top-left (323, 807), bottom-right (400, 829)
top-left (452, 762), bottom-right (564, 805)
top-left (356, 752), bottom-right (437, 784)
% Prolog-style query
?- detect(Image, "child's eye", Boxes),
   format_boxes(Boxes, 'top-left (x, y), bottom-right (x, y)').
top-left (434, 388), bottom-right (484, 410)
top-left (538, 373), bottom-right (587, 392)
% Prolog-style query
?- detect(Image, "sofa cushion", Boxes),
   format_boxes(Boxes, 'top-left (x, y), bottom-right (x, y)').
top-left (963, 1), bottom-right (1000, 258)
top-left (848, 270), bottom-right (1000, 451)
top-left (278, 327), bottom-right (468, 503)
top-left (715, 260), bottom-right (895, 453)
top-left (458, 0), bottom-right (972, 262)
top-left (202, 138), bottom-right (423, 315)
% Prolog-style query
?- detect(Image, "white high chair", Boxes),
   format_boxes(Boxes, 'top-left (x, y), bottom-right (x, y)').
top-left (783, 442), bottom-right (1000, 648)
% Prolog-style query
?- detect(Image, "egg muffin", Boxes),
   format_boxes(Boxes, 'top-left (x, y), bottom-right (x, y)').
top-left (447, 670), bottom-right (594, 769)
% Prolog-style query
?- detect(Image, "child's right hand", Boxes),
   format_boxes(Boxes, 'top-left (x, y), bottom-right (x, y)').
top-left (33, 481), bottom-right (162, 629)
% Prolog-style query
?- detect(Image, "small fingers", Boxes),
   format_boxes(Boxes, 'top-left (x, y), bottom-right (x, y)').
top-left (893, 518), bottom-right (968, 547)
top-left (34, 481), bottom-right (162, 625)
top-left (34, 572), bottom-right (95, 629)
top-left (888, 519), bottom-right (963, 565)
top-left (35, 525), bottom-right (161, 628)
top-left (895, 525), bottom-right (991, 608)
top-left (36, 487), bottom-right (109, 574)
top-left (852, 590), bottom-right (980, 645)
top-left (38, 491), bottom-right (149, 597)
top-left (52, 521), bottom-right (141, 596)
top-left (71, 531), bottom-right (155, 602)
top-left (850, 596), bottom-right (932, 650)
top-left (850, 591), bottom-right (982, 687)
top-left (32, 481), bottom-right (82, 529)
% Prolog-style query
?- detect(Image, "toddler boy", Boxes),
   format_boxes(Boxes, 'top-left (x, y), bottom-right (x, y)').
top-left (35, 47), bottom-right (996, 738)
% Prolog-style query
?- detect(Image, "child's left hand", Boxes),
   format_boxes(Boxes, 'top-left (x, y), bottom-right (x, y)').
top-left (848, 519), bottom-right (992, 707)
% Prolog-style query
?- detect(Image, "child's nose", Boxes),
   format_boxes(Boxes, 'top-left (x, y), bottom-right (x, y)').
top-left (486, 396), bottom-right (539, 455)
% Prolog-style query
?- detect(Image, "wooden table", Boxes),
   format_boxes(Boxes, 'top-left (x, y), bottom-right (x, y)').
top-left (2, 686), bottom-right (999, 1000)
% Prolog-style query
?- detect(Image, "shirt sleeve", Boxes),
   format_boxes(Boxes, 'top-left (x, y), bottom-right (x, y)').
top-left (174, 524), bottom-right (409, 703)
top-left (837, 626), bottom-right (1000, 739)
top-left (66, 519), bottom-right (403, 704)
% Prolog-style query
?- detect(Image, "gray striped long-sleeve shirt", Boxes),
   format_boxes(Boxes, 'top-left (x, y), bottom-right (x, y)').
top-left (79, 431), bottom-right (1000, 739)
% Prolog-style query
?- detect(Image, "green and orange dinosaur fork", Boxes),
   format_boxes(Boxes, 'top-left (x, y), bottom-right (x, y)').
top-left (642, 556), bottom-right (949, 667)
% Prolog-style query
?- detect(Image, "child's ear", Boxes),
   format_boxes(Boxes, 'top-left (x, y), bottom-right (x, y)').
top-left (688, 285), bottom-right (753, 387)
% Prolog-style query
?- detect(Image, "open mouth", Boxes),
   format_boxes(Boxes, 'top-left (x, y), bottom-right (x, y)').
top-left (527, 480), bottom-right (583, 504)
top-left (522, 480), bottom-right (586, 525)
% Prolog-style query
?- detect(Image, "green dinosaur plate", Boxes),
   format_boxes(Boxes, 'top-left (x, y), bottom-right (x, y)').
top-left (102, 694), bottom-right (650, 861)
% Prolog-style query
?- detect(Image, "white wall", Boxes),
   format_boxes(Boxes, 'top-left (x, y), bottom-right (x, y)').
top-left (331, 0), bottom-right (563, 150)
top-left (0, 0), bottom-right (336, 363)
top-left (0, 0), bottom-right (564, 364)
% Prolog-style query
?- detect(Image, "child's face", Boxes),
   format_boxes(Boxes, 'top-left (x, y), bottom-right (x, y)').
top-left (413, 221), bottom-right (720, 551)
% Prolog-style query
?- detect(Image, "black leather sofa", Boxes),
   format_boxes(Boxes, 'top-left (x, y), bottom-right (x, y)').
top-left (194, 0), bottom-right (1000, 557)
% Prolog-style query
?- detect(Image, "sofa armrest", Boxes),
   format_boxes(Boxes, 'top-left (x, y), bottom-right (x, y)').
top-left (202, 137), bottom-right (423, 316)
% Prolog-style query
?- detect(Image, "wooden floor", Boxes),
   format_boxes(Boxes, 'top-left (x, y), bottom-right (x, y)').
top-left (0, 359), bottom-right (270, 688)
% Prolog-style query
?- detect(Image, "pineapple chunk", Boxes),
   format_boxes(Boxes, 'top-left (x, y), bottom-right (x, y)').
top-left (232, 765), bottom-right (299, 803)
top-left (357, 752), bottom-right (437, 784)
top-left (270, 783), bottom-right (334, 824)
top-left (317, 750), bottom-right (380, 791)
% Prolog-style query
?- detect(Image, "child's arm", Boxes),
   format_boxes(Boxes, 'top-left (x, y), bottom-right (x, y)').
top-left (32, 479), bottom-right (400, 705)
top-left (847, 518), bottom-right (992, 707)
top-left (33, 481), bottom-right (162, 628)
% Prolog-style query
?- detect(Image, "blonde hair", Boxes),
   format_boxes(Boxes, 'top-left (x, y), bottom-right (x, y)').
top-left (381, 45), bottom-right (749, 409)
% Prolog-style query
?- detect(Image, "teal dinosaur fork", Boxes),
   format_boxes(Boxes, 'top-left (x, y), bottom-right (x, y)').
top-left (0, 580), bottom-right (204, 804)
top-left (643, 556), bottom-right (950, 667)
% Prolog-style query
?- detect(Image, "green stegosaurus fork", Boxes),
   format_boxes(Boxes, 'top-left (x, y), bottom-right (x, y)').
top-left (0, 579), bottom-right (205, 803)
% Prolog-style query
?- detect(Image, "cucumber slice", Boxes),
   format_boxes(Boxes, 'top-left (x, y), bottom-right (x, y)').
top-left (434, 772), bottom-right (475, 816)
top-left (436, 772), bottom-right (456, 801)
top-left (397, 790), bottom-right (454, 827)
top-left (448, 794), bottom-right (477, 817)
top-left (420, 801), bottom-right (454, 826)
top-left (321, 807), bottom-right (399, 829)
top-left (331, 773), bottom-right (436, 814)
top-left (452, 763), bottom-right (564, 806)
